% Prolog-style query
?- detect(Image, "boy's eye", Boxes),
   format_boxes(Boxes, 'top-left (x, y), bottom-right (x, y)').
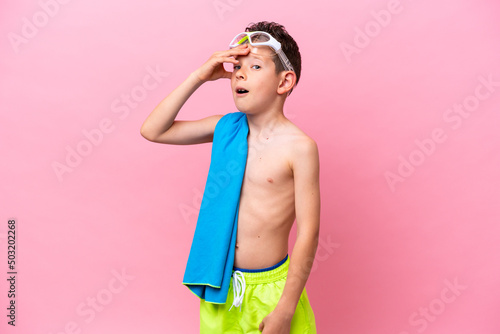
top-left (233, 65), bottom-right (261, 70)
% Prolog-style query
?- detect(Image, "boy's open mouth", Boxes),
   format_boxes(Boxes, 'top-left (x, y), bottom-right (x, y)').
top-left (235, 86), bottom-right (249, 96)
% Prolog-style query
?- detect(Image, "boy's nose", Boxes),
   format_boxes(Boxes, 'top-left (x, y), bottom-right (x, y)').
top-left (235, 69), bottom-right (245, 79)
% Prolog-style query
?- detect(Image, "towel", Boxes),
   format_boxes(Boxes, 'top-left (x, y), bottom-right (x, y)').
top-left (182, 111), bottom-right (249, 304)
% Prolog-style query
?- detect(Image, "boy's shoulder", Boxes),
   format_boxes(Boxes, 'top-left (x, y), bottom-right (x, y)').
top-left (282, 118), bottom-right (317, 147)
top-left (280, 118), bottom-right (318, 169)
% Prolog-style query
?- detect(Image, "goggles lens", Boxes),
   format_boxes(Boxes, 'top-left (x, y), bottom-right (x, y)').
top-left (230, 32), bottom-right (271, 46)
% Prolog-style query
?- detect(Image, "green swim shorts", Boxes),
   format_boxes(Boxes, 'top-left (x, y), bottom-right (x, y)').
top-left (200, 254), bottom-right (317, 333)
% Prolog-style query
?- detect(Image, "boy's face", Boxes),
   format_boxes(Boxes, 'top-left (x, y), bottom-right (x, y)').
top-left (231, 44), bottom-right (284, 113)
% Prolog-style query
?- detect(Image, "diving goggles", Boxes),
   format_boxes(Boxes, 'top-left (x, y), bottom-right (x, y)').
top-left (228, 31), bottom-right (295, 73)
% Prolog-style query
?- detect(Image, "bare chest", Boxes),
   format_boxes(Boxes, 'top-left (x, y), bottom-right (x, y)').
top-left (242, 138), bottom-right (293, 191)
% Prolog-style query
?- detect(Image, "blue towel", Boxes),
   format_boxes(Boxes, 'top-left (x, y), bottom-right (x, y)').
top-left (182, 111), bottom-right (249, 304)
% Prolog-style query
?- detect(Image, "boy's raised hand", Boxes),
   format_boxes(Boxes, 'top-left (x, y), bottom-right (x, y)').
top-left (193, 44), bottom-right (250, 83)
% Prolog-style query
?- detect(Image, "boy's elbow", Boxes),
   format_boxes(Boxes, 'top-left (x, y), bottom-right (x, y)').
top-left (140, 126), bottom-right (155, 142)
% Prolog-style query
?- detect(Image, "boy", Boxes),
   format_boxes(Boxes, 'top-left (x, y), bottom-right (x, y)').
top-left (140, 21), bottom-right (320, 333)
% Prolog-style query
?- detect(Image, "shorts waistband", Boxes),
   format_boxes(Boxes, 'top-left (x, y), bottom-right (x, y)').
top-left (231, 254), bottom-right (289, 285)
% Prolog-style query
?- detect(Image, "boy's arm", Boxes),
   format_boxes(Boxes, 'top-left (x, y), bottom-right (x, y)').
top-left (276, 138), bottom-right (321, 317)
top-left (140, 44), bottom-right (250, 145)
top-left (140, 72), bottom-right (204, 143)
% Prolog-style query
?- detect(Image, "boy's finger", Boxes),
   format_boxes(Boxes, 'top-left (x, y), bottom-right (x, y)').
top-left (227, 47), bottom-right (249, 57)
top-left (233, 46), bottom-right (250, 54)
top-left (233, 44), bottom-right (248, 50)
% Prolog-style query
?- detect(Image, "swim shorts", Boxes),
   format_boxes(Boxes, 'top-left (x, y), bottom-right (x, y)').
top-left (200, 254), bottom-right (317, 333)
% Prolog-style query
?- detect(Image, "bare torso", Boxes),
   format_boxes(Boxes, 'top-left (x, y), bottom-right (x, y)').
top-left (233, 118), bottom-right (307, 269)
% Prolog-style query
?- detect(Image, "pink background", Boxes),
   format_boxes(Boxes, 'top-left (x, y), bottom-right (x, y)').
top-left (1, 0), bottom-right (500, 333)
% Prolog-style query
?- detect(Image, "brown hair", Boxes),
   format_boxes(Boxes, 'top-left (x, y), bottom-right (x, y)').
top-left (244, 21), bottom-right (302, 96)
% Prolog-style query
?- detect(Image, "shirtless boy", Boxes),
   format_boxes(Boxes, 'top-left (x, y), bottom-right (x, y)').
top-left (140, 21), bottom-right (320, 334)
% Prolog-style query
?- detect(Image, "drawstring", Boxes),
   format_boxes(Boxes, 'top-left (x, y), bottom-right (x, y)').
top-left (228, 270), bottom-right (246, 312)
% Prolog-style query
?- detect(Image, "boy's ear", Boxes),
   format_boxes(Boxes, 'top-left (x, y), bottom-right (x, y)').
top-left (277, 71), bottom-right (296, 96)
